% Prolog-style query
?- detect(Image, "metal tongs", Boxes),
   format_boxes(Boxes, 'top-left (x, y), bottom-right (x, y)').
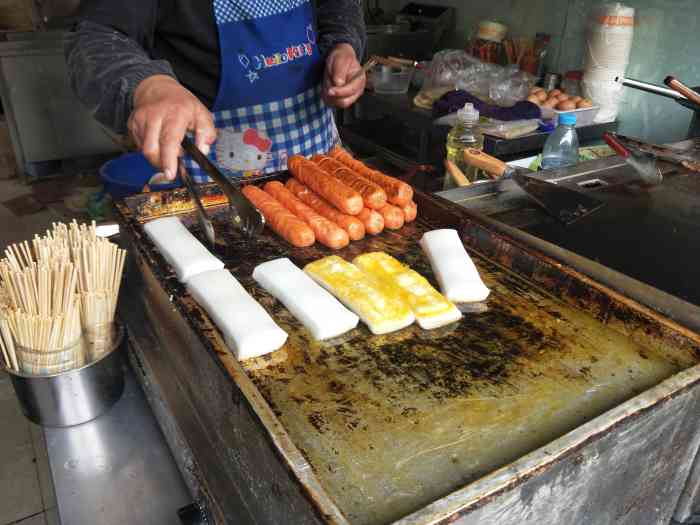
top-left (181, 137), bottom-right (265, 240)
top-left (178, 158), bottom-right (216, 247)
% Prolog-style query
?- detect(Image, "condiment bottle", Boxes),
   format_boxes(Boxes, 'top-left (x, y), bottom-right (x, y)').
top-left (444, 103), bottom-right (486, 188)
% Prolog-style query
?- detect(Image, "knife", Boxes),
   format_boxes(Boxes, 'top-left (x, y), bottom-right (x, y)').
top-left (463, 149), bottom-right (605, 225)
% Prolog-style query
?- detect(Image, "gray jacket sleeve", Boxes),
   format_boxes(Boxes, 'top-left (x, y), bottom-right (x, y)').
top-left (64, 21), bottom-right (176, 135)
top-left (316, 0), bottom-right (367, 60)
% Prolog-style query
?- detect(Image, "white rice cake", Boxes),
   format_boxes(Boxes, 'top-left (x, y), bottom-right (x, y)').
top-left (187, 269), bottom-right (287, 360)
top-left (419, 229), bottom-right (490, 303)
top-left (253, 258), bottom-right (359, 340)
top-left (143, 217), bottom-right (223, 283)
top-left (353, 252), bottom-right (462, 330)
top-left (304, 256), bottom-right (414, 335)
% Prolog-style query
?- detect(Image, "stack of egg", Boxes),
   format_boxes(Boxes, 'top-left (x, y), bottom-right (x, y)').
top-left (582, 2), bottom-right (635, 123)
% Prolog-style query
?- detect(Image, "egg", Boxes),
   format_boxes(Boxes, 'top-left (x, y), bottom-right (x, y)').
top-left (549, 89), bottom-right (562, 98)
top-left (556, 94), bottom-right (570, 101)
top-left (571, 96), bottom-right (583, 104)
top-left (557, 100), bottom-right (577, 111)
top-left (542, 99), bottom-right (558, 109)
top-left (527, 94), bottom-right (541, 105)
top-left (577, 99), bottom-right (593, 108)
top-left (536, 91), bottom-right (548, 103)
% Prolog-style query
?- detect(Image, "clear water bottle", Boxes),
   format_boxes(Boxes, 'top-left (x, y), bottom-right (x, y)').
top-left (541, 113), bottom-right (579, 170)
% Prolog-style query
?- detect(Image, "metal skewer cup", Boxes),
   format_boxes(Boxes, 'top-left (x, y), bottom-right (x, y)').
top-left (3, 323), bottom-right (125, 427)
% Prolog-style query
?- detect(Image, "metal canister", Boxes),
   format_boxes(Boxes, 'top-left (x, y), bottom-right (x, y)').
top-left (543, 73), bottom-right (561, 92)
top-left (4, 324), bottom-right (126, 427)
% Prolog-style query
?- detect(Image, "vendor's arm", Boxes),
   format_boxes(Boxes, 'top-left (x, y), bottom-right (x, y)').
top-left (317, 0), bottom-right (367, 108)
top-left (65, 5), bottom-right (215, 180)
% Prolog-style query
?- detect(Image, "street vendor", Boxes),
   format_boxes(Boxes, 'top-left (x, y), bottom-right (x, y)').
top-left (66, 0), bottom-right (366, 182)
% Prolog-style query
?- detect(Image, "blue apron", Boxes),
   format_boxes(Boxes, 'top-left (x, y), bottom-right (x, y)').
top-left (184, 0), bottom-right (338, 182)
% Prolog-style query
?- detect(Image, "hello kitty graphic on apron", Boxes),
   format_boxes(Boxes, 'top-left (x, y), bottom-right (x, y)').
top-left (183, 0), bottom-right (338, 182)
top-left (215, 128), bottom-right (272, 177)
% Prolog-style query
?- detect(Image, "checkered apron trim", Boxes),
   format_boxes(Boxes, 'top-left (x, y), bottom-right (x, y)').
top-left (183, 86), bottom-right (338, 183)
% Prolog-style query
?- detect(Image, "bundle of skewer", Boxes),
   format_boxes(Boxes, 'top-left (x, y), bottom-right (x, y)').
top-left (0, 244), bottom-right (81, 374)
top-left (0, 220), bottom-right (127, 374)
top-left (67, 221), bottom-right (126, 356)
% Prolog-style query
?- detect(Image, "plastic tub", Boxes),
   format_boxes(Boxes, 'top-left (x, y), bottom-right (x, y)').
top-left (370, 65), bottom-right (415, 95)
top-left (542, 105), bottom-right (601, 127)
top-left (100, 153), bottom-right (181, 199)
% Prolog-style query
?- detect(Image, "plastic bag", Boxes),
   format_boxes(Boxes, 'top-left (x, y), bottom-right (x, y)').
top-left (457, 62), bottom-right (536, 106)
top-left (422, 50), bottom-right (482, 91)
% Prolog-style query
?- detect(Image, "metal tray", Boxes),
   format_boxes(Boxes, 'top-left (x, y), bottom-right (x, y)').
top-left (116, 176), bottom-right (700, 525)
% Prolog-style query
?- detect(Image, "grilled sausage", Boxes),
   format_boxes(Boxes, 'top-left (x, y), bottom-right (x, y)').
top-left (357, 208), bottom-right (384, 235)
top-left (264, 181), bottom-right (349, 250)
top-left (242, 185), bottom-right (315, 247)
top-left (378, 204), bottom-right (405, 230)
top-left (312, 155), bottom-right (387, 210)
top-left (287, 156), bottom-right (363, 215)
top-left (285, 179), bottom-right (365, 241)
top-left (402, 200), bottom-right (418, 223)
top-left (329, 147), bottom-right (414, 207)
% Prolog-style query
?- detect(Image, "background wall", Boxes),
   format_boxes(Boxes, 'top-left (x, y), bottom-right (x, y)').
top-left (379, 0), bottom-right (700, 143)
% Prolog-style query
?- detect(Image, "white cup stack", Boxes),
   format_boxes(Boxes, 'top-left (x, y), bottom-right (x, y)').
top-left (582, 2), bottom-right (635, 123)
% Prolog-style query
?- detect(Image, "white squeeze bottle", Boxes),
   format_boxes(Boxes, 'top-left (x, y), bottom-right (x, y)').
top-left (541, 113), bottom-right (579, 170)
top-left (445, 103), bottom-right (485, 188)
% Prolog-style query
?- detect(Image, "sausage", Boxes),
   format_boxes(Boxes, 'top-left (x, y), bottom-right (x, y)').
top-left (287, 155), bottom-right (363, 215)
top-left (329, 146), bottom-right (414, 207)
top-left (241, 185), bottom-right (315, 247)
top-left (378, 204), bottom-right (405, 230)
top-left (357, 208), bottom-right (384, 235)
top-left (285, 179), bottom-right (365, 241)
top-left (402, 200), bottom-right (418, 223)
top-left (264, 181), bottom-right (349, 250)
top-left (312, 155), bottom-right (387, 210)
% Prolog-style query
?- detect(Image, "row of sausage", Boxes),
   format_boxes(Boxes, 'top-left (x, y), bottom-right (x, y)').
top-left (241, 147), bottom-right (418, 249)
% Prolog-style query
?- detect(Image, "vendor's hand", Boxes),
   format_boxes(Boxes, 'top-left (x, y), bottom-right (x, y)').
top-left (323, 44), bottom-right (366, 108)
top-left (128, 75), bottom-right (216, 180)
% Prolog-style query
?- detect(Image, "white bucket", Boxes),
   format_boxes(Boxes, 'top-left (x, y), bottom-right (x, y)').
top-left (583, 5), bottom-right (635, 72)
top-left (582, 3), bottom-right (635, 123)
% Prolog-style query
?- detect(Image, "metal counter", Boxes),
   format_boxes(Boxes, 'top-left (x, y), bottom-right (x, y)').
top-left (44, 360), bottom-right (192, 524)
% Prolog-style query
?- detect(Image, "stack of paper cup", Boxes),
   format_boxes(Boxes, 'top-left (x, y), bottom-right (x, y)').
top-left (582, 3), bottom-right (635, 123)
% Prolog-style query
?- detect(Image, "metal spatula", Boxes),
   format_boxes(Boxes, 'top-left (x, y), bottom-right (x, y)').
top-left (181, 137), bottom-right (265, 239)
top-left (463, 149), bottom-right (605, 225)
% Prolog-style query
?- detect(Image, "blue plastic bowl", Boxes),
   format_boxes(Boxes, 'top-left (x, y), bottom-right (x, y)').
top-left (100, 153), bottom-right (181, 199)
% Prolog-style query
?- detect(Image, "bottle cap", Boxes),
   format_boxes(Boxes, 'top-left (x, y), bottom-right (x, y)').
top-left (560, 113), bottom-right (577, 126)
top-left (458, 103), bottom-right (480, 125)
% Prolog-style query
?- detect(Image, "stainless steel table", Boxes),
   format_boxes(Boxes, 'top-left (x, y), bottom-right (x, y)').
top-left (45, 362), bottom-right (192, 525)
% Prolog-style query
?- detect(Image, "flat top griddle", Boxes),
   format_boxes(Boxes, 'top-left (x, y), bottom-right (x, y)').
top-left (117, 176), bottom-right (700, 525)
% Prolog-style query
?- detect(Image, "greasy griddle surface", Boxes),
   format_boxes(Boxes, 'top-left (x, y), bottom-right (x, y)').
top-left (123, 186), bottom-right (698, 525)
